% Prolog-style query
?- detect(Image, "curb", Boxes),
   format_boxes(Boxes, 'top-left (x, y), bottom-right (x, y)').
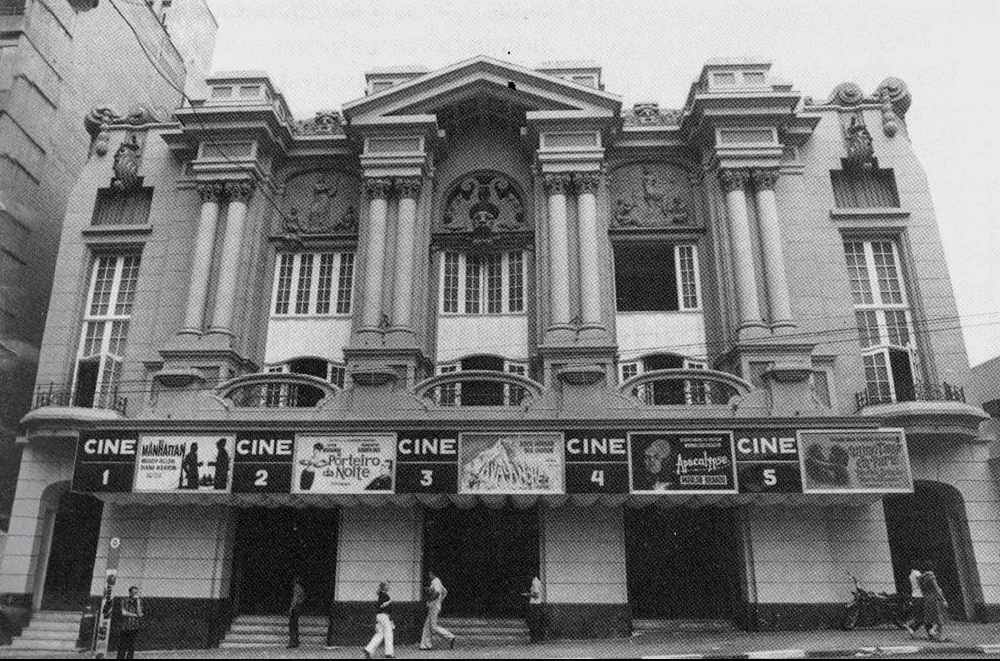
top-left (641, 642), bottom-right (999, 659)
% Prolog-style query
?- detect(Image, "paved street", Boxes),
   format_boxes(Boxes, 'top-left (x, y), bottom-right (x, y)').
top-left (2, 622), bottom-right (998, 659)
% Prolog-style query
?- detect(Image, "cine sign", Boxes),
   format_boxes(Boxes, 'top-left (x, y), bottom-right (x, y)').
top-left (231, 432), bottom-right (294, 493)
top-left (734, 429), bottom-right (802, 494)
top-left (73, 432), bottom-right (137, 492)
top-left (564, 430), bottom-right (629, 493)
top-left (394, 431), bottom-right (458, 493)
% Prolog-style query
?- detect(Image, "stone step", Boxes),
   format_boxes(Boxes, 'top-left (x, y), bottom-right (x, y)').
top-left (8, 639), bottom-right (79, 651)
top-left (29, 611), bottom-right (82, 623)
top-left (229, 623), bottom-right (328, 634)
top-left (220, 636), bottom-right (326, 649)
top-left (16, 628), bottom-right (80, 641)
top-left (632, 618), bottom-right (735, 632)
top-left (231, 615), bottom-right (327, 625)
top-left (19, 620), bottom-right (80, 632)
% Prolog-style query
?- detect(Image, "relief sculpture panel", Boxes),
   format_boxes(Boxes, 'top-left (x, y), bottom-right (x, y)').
top-left (609, 163), bottom-right (696, 228)
top-left (280, 170), bottom-right (361, 235)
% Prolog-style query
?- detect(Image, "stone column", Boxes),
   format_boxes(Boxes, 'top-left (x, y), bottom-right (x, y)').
top-left (752, 169), bottom-right (794, 329)
top-left (208, 180), bottom-right (254, 335)
top-left (391, 177), bottom-right (421, 335)
top-left (575, 172), bottom-right (604, 331)
top-left (718, 169), bottom-right (764, 333)
top-left (360, 178), bottom-right (392, 332)
top-left (179, 182), bottom-right (224, 335)
top-left (544, 173), bottom-right (573, 334)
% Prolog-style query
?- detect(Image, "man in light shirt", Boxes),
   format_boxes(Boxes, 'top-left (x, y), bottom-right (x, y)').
top-left (904, 564), bottom-right (924, 637)
top-left (522, 575), bottom-right (544, 643)
top-left (420, 571), bottom-right (456, 650)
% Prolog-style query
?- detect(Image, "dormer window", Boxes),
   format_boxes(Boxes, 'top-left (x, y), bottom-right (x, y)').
top-left (712, 72), bottom-right (737, 86)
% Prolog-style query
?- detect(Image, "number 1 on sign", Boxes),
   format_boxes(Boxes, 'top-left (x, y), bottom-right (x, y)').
top-left (591, 470), bottom-right (605, 487)
top-left (102, 469), bottom-right (110, 486)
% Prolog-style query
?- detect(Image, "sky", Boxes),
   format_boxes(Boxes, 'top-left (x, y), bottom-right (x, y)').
top-left (205, 0), bottom-right (1000, 365)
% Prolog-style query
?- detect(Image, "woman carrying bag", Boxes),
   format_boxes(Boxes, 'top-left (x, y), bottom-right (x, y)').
top-left (918, 562), bottom-right (950, 642)
top-left (363, 581), bottom-right (394, 659)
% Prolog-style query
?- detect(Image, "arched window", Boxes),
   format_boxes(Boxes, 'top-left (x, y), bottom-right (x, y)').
top-left (435, 355), bottom-right (528, 407)
top-left (619, 353), bottom-right (708, 405)
top-left (264, 358), bottom-right (345, 407)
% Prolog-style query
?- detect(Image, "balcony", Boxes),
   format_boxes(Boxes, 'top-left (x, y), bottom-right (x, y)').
top-left (19, 383), bottom-right (127, 442)
top-left (619, 368), bottom-right (751, 407)
top-left (216, 372), bottom-right (338, 409)
top-left (31, 383), bottom-right (128, 415)
top-left (855, 381), bottom-right (989, 444)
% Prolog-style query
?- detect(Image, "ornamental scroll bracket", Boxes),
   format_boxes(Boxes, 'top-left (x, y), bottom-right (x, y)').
top-left (438, 172), bottom-right (528, 254)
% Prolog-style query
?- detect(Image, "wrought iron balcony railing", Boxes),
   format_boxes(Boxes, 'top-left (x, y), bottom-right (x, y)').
top-left (855, 381), bottom-right (966, 412)
top-left (32, 383), bottom-right (128, 416)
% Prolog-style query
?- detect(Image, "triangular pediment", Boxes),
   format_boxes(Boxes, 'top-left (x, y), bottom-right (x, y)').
top-left (342, 55), bottom-right (621, 124)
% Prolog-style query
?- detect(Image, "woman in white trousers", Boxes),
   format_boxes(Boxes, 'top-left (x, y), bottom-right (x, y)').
top-left (363, 581), bottom-right (393, 658)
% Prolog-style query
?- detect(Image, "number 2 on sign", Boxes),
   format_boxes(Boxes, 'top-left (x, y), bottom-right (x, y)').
top-left (420, 470), bottom-right (433, 486)
top-left (254, 469), bottom-right (269, 487)
top-left (591, 469), bottom-right (605, 487)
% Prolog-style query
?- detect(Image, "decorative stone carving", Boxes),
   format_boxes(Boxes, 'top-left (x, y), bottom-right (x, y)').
top-left (225, 180), bottom-right (255, 203)
top-left (823, 82), bottom-right (867, 107)
top-left (843, 114), bottom-right (875, 168)
top-left (197, 182), bottom-right (225, 203)
top-left (365, 178), bottom-right (392, 200)
top-left (280, 170), bottom-right (361, 235)
top-left (442, 172), bottom-right (526, 233)
top-left (750, 169), bottom-right (780, 191)
top-left (876, 77), bottom-right (910, 137)
top-left (574, 172), bottom-right (601, 195)
top-left (396, 177), bottom-right (423, 200)
top-left (85, 104), bottom-right (171, 156)
top-left (718, 168), bottom-right (749, 193)
top-left (624, 102), bottom-right (683, 126)
top-left (111, 133), bottom-right (143, 191)
top-left (609, 163), bottom-right (694, 227)
top-left (542, 173), bottom-right (572, 196)
top-left (293, 110), bottom-right (342, 136)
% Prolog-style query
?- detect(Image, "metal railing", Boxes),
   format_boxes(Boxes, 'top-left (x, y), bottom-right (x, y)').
top-left (32, 383), bottom-right (128, 416)
top-left (855, 381), bottom-right (966, 411)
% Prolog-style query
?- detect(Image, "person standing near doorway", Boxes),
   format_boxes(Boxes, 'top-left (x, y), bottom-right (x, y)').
top-left (420, 571), bottom-right (456, 650)
top-left (521, 575), bottom-right (543, 643)
top-left (116, 586), bottom-right (143, 659)
top-left (918, 561), bottom-right (950, 642)
top-left (363, 580), bottom-right (394, 659)
top-left (288, 576), bottom-right (305, 648)
top-left (904, 563), bottom-right (924, 638)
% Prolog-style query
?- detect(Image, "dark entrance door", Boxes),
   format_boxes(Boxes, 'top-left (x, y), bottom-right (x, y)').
top-left (625, 506), bottom-right (740, 620)
top-left (233, 507), bottom-right (338, 615)
top-left (423, 505), bottom-right (539, 616)
top-left (41, 491), bottom-right (103, 610)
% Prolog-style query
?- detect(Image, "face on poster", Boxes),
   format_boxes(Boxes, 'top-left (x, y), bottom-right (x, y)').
top-left (135, 434), bottom-right (235, 492)
top-left (293, 435), bottom-right (396, 493)
top-left (799, 429), bottom-right (912, 493)
top-left (628, 432), bottom-right (737, 493)
top-left (459, 432), bottom-right (564, 494)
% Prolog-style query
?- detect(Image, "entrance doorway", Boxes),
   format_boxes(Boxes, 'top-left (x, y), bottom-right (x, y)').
top-left (423, 505), bottom-right (539, 616)
top-left (232, 508), bottom-right (338, 615)
top-left (40, 489), bottom-right (103, 610)
top-left (884, 481), bottom-right (983, 620)
top-left (625, 505), bottom-right (740, 620)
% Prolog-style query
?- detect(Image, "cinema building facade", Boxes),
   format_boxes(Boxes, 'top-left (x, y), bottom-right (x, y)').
top-left (1, 57), bottom-right (997, 648)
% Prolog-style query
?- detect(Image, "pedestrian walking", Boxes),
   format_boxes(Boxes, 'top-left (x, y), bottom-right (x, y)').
top-left (904, 563), bottom-right (924, 638)
top-left (419, 571), bottom-right (456, 650)
top-left (288, 576), bottom-right (305, 648)
top-left (116, 586), bottom-right (143, 659)
top-left (918, 561), bottom-right (950, 642)
top-left (521, 575), bottom-right (544, 643)
top-left (362, 581), bottom-right (394, 659)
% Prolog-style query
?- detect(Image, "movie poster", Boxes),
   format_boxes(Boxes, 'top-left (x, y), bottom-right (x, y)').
top-left (458, 432), bottom-right (564, 494)
top-left (799, 429), bottom-right (912, 493)
top-left (628, 432), bottom-right (737, 493)
top-left (134, 434), bottom-right (235, 492)
top-left (293, 435), bottom-right (396, 493)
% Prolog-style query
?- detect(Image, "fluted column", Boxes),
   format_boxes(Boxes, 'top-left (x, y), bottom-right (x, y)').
top-left (752, 169), bottom-right (794, 329)
top-left (360, 178), bottom-right (392, 331)
top-left (574, 172), bottom-right (604, 330)
top-left (391, 177), bottom-right (422, 334)
top-left (718, 169), bottom-right (764, 333)
top-left (180, 182), bottom-right (224, 335)
top-left (544, 173), bottom-right (572, 332)
top-left (208, 180), bottom-right (255, 335)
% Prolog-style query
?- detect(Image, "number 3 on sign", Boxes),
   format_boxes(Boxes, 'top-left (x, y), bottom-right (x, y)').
top-left (591, 470), bottom-right (605, 487)
top-left (420, 470), bottom-right (433, 487)
top-left (254, 469), bottom-right (269, 487)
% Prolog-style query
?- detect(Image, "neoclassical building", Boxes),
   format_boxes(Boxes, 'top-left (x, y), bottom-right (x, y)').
top-left (1, 56), bottom-right (996, 650)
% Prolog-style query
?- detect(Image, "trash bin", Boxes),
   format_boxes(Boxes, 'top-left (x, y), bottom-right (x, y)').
top-left (77, 605), bottom-right (96, 650)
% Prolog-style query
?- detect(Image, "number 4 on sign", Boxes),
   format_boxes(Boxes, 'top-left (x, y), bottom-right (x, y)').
top-left (591, 470), bottom-right (605, 487)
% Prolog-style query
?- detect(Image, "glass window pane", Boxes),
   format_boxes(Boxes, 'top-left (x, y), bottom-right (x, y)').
top-left (442, 253), bottom-right (460, 313)
top-left (89, 256), bottom-right (117, 316)
top-left (274, 254), bottom-right (294, 314)
top-left (677, 245), bottom-right (699, 309)
top-left (855, 310), bottom-right (881, 348)
top-left (465, 257), bottom-right (480, 314)
top-left (885, 310), bottom-right (911, 346)
top-left (871, 241), bottom-right (903, 304)
top-left (844, 241), bottom-right (874, 305)
top-left (508, 251), bottom-right (524, 312)
top-left (486, 254), bottom-right (503, 313)
top-left (295, 254), bottom-right (314, 314)
top-left (336, 253), bottom-right (354, 314)
top-left (114, 256), bottom-right (141, 315)
top-left (316, 253), bottom-right (335, 314)
top-left (863, 352), bottom-right (892, 403)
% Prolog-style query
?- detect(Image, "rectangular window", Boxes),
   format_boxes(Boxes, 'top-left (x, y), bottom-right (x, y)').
top-left (272, 252), bottom-right (354, 316)
top-left (92, 188), bottom-right (153, 226)
top-left (831, 168), bottom-right (900, 208)
top-left (620, 362), bottom-right (639, 382)
top-left (440, 251), bottom-right (526, 315)
top-left (73, 254), bottom-right (141, 410)
top-left (811, 369), bottom-right (832, 408)
top-left (614, 243), bottom-right (700, 312)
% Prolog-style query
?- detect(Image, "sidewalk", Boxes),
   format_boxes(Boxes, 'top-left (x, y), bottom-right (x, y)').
top-left (1, 622), bottom-right (998, 659)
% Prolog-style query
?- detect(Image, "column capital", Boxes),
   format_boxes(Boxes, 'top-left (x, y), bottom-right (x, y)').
top-left (196, 182), bottom-right (225, 203)
top-left (395, 177), bottom-right (423, 200)
top-left (717, 168), bottom-right (750, 193)
top-left (543, 173), bottom-right (572, 196)
top-left (365, 178), bottom-right (393, 200)
top-left (573, 172), bottom-right (602, 195)
top-left (751, 168), bottom-right (780, 191)
top-left (224, 180), bottom-right (256, 203)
